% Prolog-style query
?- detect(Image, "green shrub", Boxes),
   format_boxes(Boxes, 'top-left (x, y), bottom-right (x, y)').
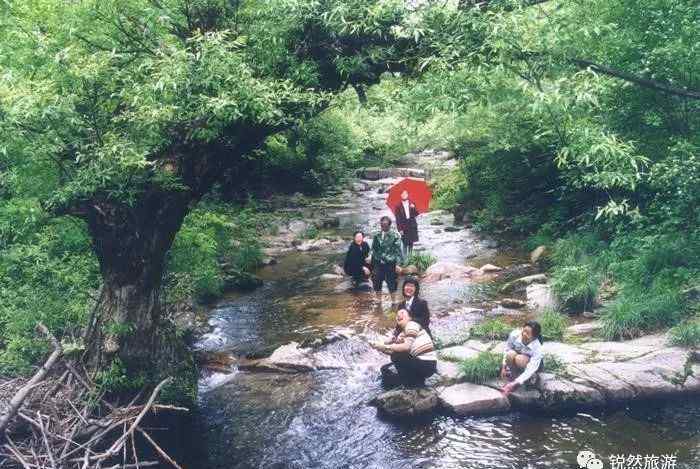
top-left (459, 351), bottom-right (502, 384)
top-left (537, 309), bottom-right (568, 341)
top-left (600, 290), bottom-right (685, 340)
top-left (551, 264), bottom-right (600, 312)
top-left (668, 319), bottom-right (700, 347)
top-left (470, 318), bottom-right (512, 341)
top-left (543, 353), bottom-right (565, 374)
top-left (402, 251), bottom-right (437, 272)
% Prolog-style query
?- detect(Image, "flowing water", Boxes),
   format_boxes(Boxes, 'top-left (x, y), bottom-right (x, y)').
top-left (189, 181), bottom-right (700, 469)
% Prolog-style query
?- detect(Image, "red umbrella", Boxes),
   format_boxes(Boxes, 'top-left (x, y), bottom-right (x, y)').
top-left (386, 177), bottom-right (432, 214)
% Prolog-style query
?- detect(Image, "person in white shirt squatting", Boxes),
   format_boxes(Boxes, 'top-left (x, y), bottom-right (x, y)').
top-left (500, 320), bottom-right (544, 396)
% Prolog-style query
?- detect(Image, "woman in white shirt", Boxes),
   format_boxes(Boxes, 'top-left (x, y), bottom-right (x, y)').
top-left (500, 320), bottom-right (544, 396)
top-left (372, 309), bottom-right (437, 387)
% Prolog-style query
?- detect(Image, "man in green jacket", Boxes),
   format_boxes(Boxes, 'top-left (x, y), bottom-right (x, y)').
top-left (371, 216), bottom-right (404, 302)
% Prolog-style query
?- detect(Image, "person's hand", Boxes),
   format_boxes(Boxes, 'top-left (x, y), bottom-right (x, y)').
top-left (501, 381), bottom-right (519, 396)
top-left (500, 365), bottom-right (508, 380)
top-left (395, 265), bottom-right (402, 274)
top-left (365, 256), bottom-right (371, 264)
top-left (362, 266), bottom-right (370, 276)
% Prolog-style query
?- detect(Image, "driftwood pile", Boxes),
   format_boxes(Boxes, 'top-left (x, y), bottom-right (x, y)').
top-left (0, 324), bottom-right (187, 469)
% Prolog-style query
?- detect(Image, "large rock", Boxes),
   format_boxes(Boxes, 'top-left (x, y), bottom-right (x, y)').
top-left (296, 238), bottom-right (331, 252)
top-left (424, 261), bottom-right (479, 282)
top-left (480, 263), bottom-right (503, 273)
top-left (565, 321), bottom-right (602, 337)
top-left (439, 346), bottom-right (481, 362)
top-left (530, 245), bottom-right (548, 264)
top-left (288, 220), bottom-right (309, 235)
top-left (500, 273), bottom-right (548, 293)
top-left (371, 388), bottom-right (439, 418)
top-left (534, 373), bottom-right (605, 410)
top-left (439, 383), bottom-right (511, 416)
top-left (541, 342), bottom-right (590, 364)
top-left (239, 342), bottom-right (316, 373)
top-left (357, 167), bottom-right (426, 180)
top-left (526, 283), bottom-right (559, 312)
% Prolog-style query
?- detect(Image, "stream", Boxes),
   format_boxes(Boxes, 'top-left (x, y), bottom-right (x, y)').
top-left (188, 171), bottom-right (700, 469)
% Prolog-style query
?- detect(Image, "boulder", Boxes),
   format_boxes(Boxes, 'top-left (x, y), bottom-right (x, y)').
top-left (401, 265), bottom-right (419, 275)
top-left (296, 238), bottom-right (331, 252)
top-left (351, 181), bottom-right (369, 192)
top-left (530, 245), bottom-right (548, 264)
top-left (315, 217), bottom-right (340, 229)
top-left (480, 264), bottom-right (503, 273)
top-left (535, 373), bottom-right (605, 410)
top-left (319, 273), bottom-right (343, 281)
top-left (371, 388), bottom-right (439, 418)
top-left (430, 219), bottom-right (445, 226)
top-left (444, 226), bottom-right (461, 232)
top-left (439, 346), bottom-right (481, 362)
top-left (428, 361), bottom-right (463, 386)
top-left (526, 283), bottom-right (559, 311)
top-left (261, 257), bottom-right (278, 266)
top-left (540, 342), bottom-right (590, 364)
top-left (565, 321), bottom-right (602, 337)
top-left (332, 264), bottom-right (345, 276)
top-left (438, 383), bottom-right (511, 416)
top-left (500, 273), bottom-right (548, 293)
top-left (288, 220), bottom-right (309, 235)
top-left (499, 298), bottom-right (526, 309)
top-left (240, 342), bottom-right (316, 373)
top-left (424, 261), bottom-right (479, 282)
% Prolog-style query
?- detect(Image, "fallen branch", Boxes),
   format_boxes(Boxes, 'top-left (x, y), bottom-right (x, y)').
top-left (0, 323), bottom-right (63, 434)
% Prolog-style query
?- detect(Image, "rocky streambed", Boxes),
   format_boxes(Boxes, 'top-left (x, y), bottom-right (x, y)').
top-left (190, 150), bottom-right (700, 469)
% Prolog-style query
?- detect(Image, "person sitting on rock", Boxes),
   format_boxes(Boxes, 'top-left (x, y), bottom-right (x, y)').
top-left (371, 309), bottom-right (437, 387)
top-left (370, 216), bottom-right (404, 303)
top-left (394, 277), bottom-right (431, 338)
top-left (500, 320), bottom-right (544, 396)
top-left (343, 231), bottom-right (371, 286)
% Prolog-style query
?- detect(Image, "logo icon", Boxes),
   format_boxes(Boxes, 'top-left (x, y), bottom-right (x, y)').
top-left (578, 451), bottom-right (603, 469)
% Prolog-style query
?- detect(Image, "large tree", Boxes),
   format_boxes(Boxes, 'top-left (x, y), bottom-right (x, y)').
top-left (0, 0), bottom-right (418, 378)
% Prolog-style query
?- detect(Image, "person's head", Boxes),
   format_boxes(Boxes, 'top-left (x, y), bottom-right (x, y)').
top-left (396, 309), bottom-right (411, 329)
top-left (402, 278), bottom-right (420, 299)
top-left (522, 320), bottom-right (542, 344)
top-left (379, 216), bottom-right (392, 232)
top-left (353, 231), bottom-right (364, 245)
top-left (401, 190), bottom-right (409, 201)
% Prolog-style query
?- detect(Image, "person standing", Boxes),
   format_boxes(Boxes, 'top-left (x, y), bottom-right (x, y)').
top-left (370, 216), bottom-right (403, 303)
top-left (394, 189), bottom-right (419, 257)
top-left (343, 231), bottom-right (371, 286)
top-left (396, 277), bottom-right (431, 338)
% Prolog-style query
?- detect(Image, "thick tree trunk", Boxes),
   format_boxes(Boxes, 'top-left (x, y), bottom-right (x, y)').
top-left (82, 189), bottom-right (191, 376)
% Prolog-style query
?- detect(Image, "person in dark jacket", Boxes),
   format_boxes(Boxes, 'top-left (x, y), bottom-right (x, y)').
top-left (394, 277), bottom-right (431, 338)
top-left (343, 231), bottom-right (371, 285)
top-left (394, 189), bottom-right (419, 256)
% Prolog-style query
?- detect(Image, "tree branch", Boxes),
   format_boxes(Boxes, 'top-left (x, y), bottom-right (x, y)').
top-left (574, 59), bottom-right (700, 100)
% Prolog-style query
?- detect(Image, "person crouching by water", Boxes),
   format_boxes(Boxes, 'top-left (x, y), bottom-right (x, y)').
top-left (371, 216), bottom-right (404, 303)
top-left (396, 277), bottom-right (431, 338)
top-left (371, 309), bottom-right (437, 387)
top-left (500, 320), bottom-right (544, 396)
top-left (343, 231), bottom-right (371, 286)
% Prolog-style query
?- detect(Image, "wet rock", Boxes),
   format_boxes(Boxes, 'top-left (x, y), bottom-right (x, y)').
top-left (482, 239), bottom-right (499, 249)
top-left (296, 238), bottom-right (331, 252)
top-left (526, 283), bottom-right (559, 311)
top-left (332, 265), bottom-right (345, 276)
top-left (444, 226), bottom-right (461, 232)
top-left (351, 181), bottom-right (370, 192)
top-left (439, 383), bottom-right (511, 416)
top-left (499, 298), bottom-right (526, 309)
top-left (371, 388), bottom-right (439, 418)
top-left (530, 245), bottom-right (548, 265)
top-left (424, 261), bottom-right (479, 282)
top-left (432, 361), bottom-right (463, 385)
top-left (261, 257), bottom-right (278, 266)
top-left (358, 167), bottom-right (426, 180)
top-left (240, 342), bottom-right (316, 373)
top-left (535, 373), bottom-right (605, 410)
top-left (480, 263), bottom-right (503, 273)
top-left (319, 273), bottom-right (343, 281)
top-left (486, 306), bottom-right (523, 317)
top-left (500, 273), bottom-right (548, 293)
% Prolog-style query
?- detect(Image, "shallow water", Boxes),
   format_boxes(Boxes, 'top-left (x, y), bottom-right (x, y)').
top-left (190, 184), bottom-right (700, 469)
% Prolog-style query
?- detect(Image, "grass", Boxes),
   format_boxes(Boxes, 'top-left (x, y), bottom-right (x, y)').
top-left (459, 351), bottom-right (502, 384)
top-left (600, 290), bottom-right (685, 340)
top-left (668, 318), bottom-right (700, 347)
top-left (537, 309), bottom-right (568, 341)
top-left (402, 251), bottom-right (437, 272)
top-left (543, 353), bottom-right (565, 374)
top-left (469, 318), bottom-right (512, 341)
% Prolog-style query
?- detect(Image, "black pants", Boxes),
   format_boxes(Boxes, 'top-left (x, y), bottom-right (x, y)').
top-left (381, 352), bottom-right (437, 386)
top-left (372, 262), bottom-right (397, 293)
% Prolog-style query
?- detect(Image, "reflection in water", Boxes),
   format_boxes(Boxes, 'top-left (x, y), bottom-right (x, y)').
top-left (192, 188), bottom-right (700, 469)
